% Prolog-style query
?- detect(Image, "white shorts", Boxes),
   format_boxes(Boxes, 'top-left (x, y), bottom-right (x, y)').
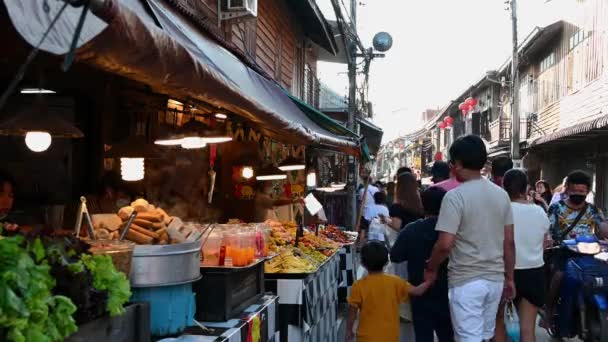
top-left (448, 279), bottom-right (503, 342)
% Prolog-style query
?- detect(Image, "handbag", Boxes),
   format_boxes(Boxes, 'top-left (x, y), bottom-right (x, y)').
top-left (505, 302), bottom-right (520, 342)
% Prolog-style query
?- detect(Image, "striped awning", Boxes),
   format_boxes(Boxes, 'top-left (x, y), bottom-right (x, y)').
top-left (531, 113), bottom-right (608, 146)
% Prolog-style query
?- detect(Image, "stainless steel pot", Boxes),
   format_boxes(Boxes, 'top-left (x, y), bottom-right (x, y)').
top-left (130, 240), bottom-right (202, 287)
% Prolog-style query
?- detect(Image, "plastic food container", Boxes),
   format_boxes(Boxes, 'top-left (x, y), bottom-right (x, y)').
top-left (202, 232), bottom-right (223, 266)
top-left (88, 240), bottom-right (135, 277)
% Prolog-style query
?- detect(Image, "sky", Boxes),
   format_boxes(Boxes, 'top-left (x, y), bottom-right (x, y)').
top-left (317, 0), bottom-right (569, 143)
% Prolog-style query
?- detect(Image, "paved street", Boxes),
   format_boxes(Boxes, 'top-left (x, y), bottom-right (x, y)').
top-left (399, 319), bottom-right (579, 341)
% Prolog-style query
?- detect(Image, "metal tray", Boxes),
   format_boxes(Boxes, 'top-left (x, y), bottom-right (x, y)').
top-left (263, 251), bottom-right (337, 279)
top-left (130, 240), bottom-right (202, 287)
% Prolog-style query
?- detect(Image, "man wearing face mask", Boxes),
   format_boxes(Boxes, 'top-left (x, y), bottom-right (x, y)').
top-left (544, 170), bottom-right (608, 329)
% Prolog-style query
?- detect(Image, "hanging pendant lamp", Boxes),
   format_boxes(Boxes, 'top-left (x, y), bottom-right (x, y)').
top-left (0, 98), bottom-right (84, 152)
top-left (179, 117), bottom-right (232, 144)
top-left (155, 117), bottom-right (231, 148)
top-left (256, 165), bottom-right (286, 181)
top-left (106, 136), bottom-right (160, 182)
top-left (278, 156), bottom-right (305, 171)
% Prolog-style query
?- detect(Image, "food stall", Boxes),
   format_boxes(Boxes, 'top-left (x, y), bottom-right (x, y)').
top-left (261, 221), bottom-right (355, 342)
top-left (0, 1), bottom-right (365, 341)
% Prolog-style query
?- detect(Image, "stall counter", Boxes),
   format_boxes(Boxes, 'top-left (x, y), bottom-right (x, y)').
top-left (157, 295), bottom-right (278, 342)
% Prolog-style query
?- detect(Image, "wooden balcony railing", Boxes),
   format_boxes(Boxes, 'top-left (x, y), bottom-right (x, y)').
top-left (489, 118), bottom-right (530, 144)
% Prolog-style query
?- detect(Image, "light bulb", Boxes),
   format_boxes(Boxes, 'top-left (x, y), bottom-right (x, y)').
top-left (120, 158), bottom-right (144, 181)
top-left (181, 137), bottom-right (207, 149)
top-left (25, 131), bottom-right (52, 152)
top-left (331, 182), bottom-right (346, 189)
top-left (242, 166), bottom-right (254, 179)
top-left (306, 172), bottom-right (317, 188)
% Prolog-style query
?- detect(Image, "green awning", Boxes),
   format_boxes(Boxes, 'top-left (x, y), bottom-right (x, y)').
top-left (286, 92), bottom-right (358, 137)
top-left (285, 92), bottom-right (372, 162)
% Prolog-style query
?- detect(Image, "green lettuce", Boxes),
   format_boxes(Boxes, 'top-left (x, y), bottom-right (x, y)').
top-left (81, 254), bottom-right (131, 316)
top-left (0, 236), bottom-right (77, 342)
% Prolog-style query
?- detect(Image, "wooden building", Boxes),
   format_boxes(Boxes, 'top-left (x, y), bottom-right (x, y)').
top-left (169, 0), bottom-right (338, 108)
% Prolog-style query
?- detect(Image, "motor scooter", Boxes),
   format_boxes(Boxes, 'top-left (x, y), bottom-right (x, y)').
top-left (543, 235), bottom-right (608, 341)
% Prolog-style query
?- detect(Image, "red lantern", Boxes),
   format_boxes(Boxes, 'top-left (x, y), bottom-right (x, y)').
top-left (461, 109), bottom-right (468, 116)
top-left (438, 122), bottom-right (446, 129)
top-left (445, 116), bottom-right (455, 126)
top-left (465, 97), bottom-right (478, 107)
top-left (458, 102), bottom-right (467, 110)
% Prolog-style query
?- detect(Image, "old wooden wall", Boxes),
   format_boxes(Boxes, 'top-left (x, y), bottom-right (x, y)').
top-left (197, 0), bottom-right (314, 95)
top-left (525, 0), bottom-right (608, 136)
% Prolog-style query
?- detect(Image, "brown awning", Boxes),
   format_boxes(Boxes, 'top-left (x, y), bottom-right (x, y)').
top-left (2, 0), bottom-right (359, 154)
top-left (530, 114), bottom-right (608, 147)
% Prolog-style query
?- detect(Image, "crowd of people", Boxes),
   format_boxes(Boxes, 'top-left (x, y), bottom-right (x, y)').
top-left (347, 134), bottom-right (608, 342)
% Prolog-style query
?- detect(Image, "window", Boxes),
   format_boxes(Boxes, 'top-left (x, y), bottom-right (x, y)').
top-left (540, 52), bottom-right (555, 73)
top-left (569, 29), bottom-right (591, 50)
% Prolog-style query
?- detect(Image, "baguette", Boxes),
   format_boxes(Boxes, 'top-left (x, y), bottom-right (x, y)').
top-left (125, 229), bottom-right (154, 244)
top-left (133, 219), bottom-right (164, 230)
top-left (133, 213), bottom-right (162, 223)
top-left (129, 224), bottom-right (159, 239)
top-left (156, 208), bottom-right (171, 224)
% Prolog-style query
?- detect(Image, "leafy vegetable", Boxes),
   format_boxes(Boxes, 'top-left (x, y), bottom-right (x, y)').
top-left (67, 261), bottom-right (85, 274)
top-left (0, 236), bottom-right (78, 342)
top-left (81, 254), bottom-right (131, 316)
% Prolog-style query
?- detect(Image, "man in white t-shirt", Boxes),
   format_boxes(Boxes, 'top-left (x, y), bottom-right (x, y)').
top-left (425, 135), bottom-right (515, 342)
top-left (359, 180), bottom-right (379, 217)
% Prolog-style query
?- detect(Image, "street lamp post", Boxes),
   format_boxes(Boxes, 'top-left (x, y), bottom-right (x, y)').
top-left (510, 0), bottom-right (521, 161)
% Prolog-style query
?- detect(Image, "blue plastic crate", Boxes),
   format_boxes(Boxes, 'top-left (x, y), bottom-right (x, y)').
top-left (130, 283), bottom-right (195, 337)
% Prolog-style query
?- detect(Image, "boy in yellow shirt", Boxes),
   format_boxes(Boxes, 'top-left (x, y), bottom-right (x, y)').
top-left (347, 241), bottom-right (431, 342)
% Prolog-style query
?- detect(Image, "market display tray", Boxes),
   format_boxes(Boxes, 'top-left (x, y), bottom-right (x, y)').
top-left (264, 251), bottom-right (338, 280)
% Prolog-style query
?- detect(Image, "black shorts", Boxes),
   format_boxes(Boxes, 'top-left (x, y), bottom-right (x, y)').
top-left (514, 267), bottom-right (545, 308)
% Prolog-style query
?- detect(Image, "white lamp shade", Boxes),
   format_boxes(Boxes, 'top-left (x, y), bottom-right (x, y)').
top-left (181, 137), bottom-right (207, 149)
top-left (306, 172), bottom-right (317, 188)
top-left (201, 136), bottom-right (233, 144)
top-left (278, 164), bottom-right (305, 171)
top-left (256, 174), bottom-right (287, 181)
top-left (154, 138), bottom-right (183, 146)
top-left (120, 158), bottom-right (144, 181)
top-left (25, 131), bottom-right (52, 152)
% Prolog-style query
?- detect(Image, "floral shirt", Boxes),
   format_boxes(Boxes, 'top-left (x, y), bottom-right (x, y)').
top-left (548, 200), bottom-right (605, 241)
